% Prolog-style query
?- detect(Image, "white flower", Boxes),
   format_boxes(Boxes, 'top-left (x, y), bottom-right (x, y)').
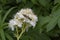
top-left (9, 8), bottom-right (38, 31)
top-left (9, 19), bottom-right (22, 31)
top-left (15, 8), bottom-right (38, 27)
top-left (14, 12), bottom-right (24, 19)
top-left (9, 19), bottom-right (16, 30)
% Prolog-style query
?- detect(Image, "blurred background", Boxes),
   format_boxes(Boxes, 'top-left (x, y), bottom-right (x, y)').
top-left (0, 0), bottom-right (60, 40)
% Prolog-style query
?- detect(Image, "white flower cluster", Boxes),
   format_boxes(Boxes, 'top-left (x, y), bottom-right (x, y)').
top-left (9, 8), bottom-right (38, 31)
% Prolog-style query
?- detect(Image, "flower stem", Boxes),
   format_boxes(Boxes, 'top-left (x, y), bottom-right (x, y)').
top-left (18, 27), bottom-right (26, 40)
top-left (16, 23), bottom-right (27, 40)
top-left (16, 27), bottom-right (19, 40)
top-left (17, 37), bottom-right (19, 40)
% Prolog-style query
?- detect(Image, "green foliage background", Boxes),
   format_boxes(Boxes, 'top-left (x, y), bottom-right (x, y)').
top-left (0, 0), bottom-right (60, 40)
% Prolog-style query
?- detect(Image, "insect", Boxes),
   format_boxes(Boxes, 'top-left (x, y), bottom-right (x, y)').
top-left (23, 14), bottom-right (32, 20)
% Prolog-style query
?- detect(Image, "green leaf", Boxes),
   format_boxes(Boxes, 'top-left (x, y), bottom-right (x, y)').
top-left (0, 0), bottom-right (7, 4)
top-left (58, 18), bottom-right (60, 28)
top-left (1, 23), bottom-right (8, 29)
top-left (0, 15), bottom-right (1, 25)
top-left (2, 23), bottom-right (8, 26)
top-left (0, 10), bottom-right (2, 23)
top-left (47, 29), bottom-right (60, 37)
top-left (51, 5), bottom-right (60, 17)
top-left (24, 1), bottom-right (33, 8)
top-left (16, 0), bottom-right (21, 3)
top-left (46, 16), bottom-right (58, 32)
top-left (0, 10), bottom-right (2, 26)
top-left (5, 32), bottom-right (13, 40)
top-left (31, 0), bottom-right (37, 4)
top-left (39, 16), bottom-right (51, 26)
top-left (21, 31), bottom-right (51, 40)
top-left (48, 5), bottom-right (60, 31)
top-left (0, 29), bottom-right (6, 40)
top-left (38, 0), bottom-right (50, 7)
top-left (54, 0), bottom-right (60, 4)
top-left (2, 7), bottom-right (15, 24)
top-left (0, 38), bottom-right (2, 40)
top-left (22, 0), bottom-right (27, 3)
top-left (21, 36), bottom-right (32, 40)
top-left (39, 33), bottom-right (51, 40)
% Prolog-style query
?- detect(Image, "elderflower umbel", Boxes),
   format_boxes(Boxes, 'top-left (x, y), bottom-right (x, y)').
top-left (9, 8), bottom-right (38, 31)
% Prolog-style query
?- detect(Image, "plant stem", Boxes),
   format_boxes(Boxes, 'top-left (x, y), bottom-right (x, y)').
top-left (16, 27), bottom-right (19, 40)
top-left (16, 23), bottom-right (27, 40)
top-left (17, 37), bottom-right (19, 40)
top-left (18, 27), bottom-right (26, 40)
